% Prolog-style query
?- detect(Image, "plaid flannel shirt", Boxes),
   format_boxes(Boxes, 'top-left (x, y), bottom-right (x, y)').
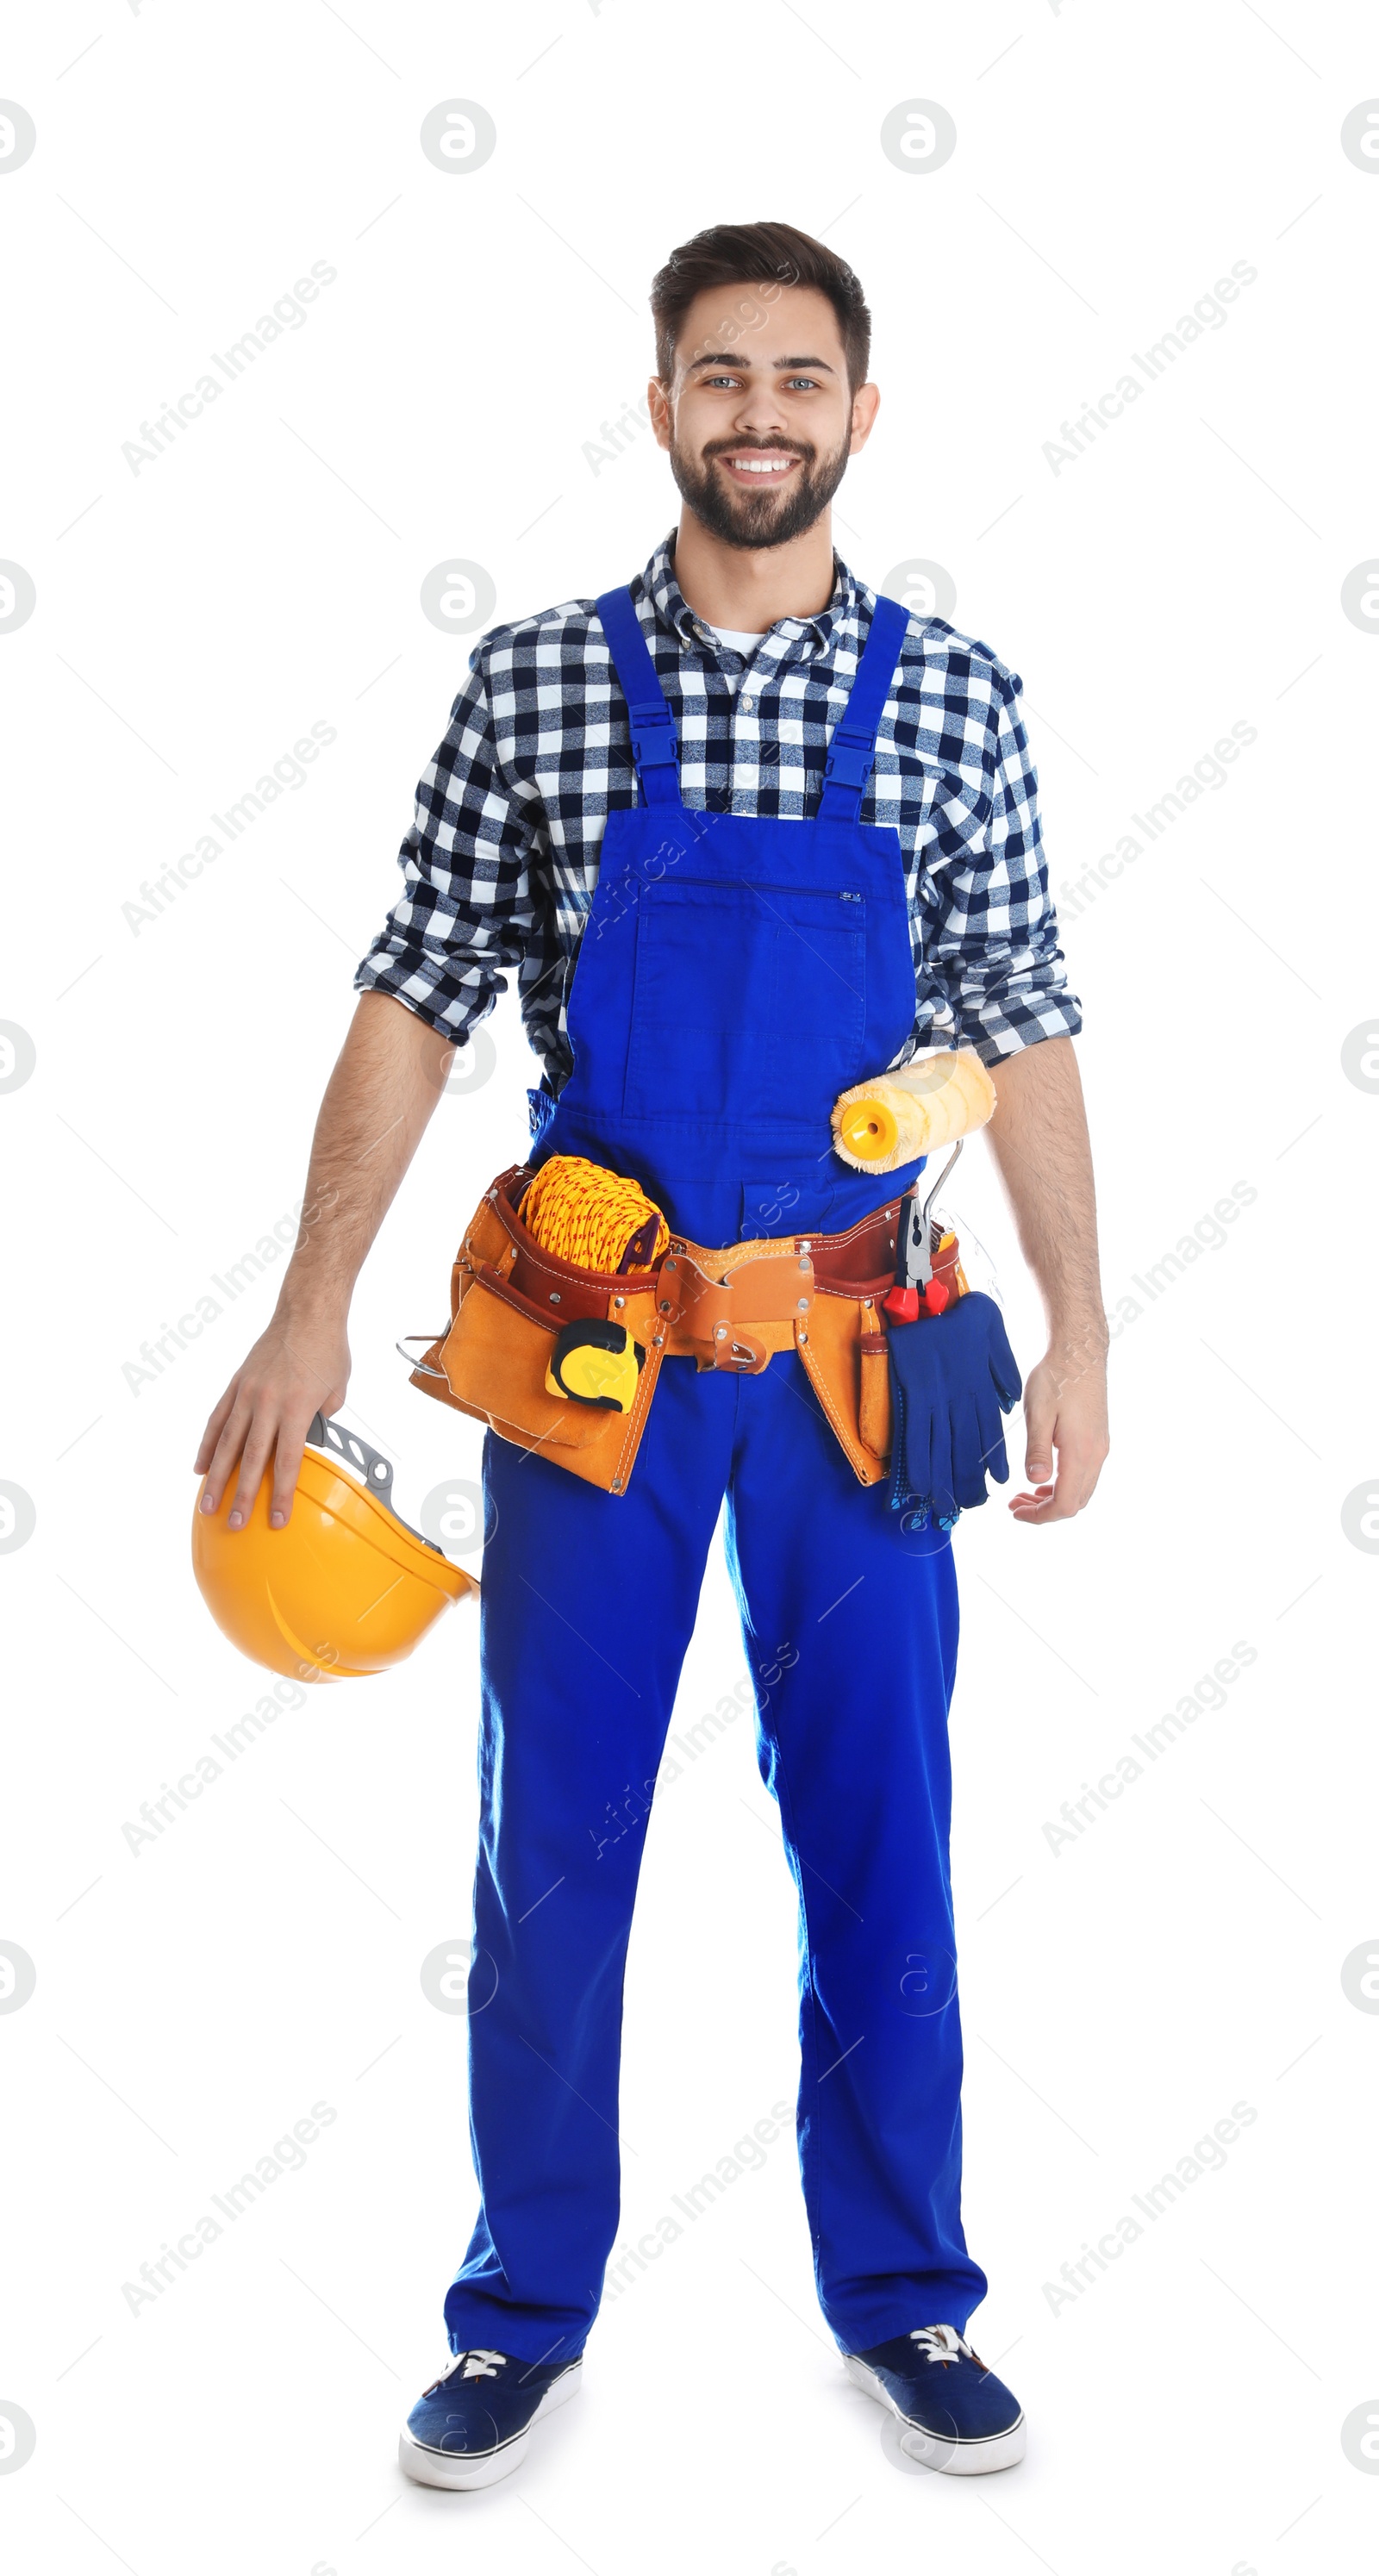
top-left (354, 533), bottom-right (1081, 1088)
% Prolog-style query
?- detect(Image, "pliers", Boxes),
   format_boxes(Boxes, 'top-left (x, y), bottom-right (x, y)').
top-left (881, 1140), bottom-right (964, 1325)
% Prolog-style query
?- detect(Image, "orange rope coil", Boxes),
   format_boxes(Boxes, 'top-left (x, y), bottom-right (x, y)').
top-left (519, 1155), bottom-right (670, 1275)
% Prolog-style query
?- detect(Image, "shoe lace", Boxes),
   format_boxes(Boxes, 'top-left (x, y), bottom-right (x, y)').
top-left (445, 2347), bottom-right (508, 2384)
top-left (909, 2323), bottom-right (983, 2370)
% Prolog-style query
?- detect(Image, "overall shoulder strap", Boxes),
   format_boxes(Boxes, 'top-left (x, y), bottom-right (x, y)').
top-left (816, 594), bottom-right (912, 821)
top-left (595, 585), bottom-right (683, 808)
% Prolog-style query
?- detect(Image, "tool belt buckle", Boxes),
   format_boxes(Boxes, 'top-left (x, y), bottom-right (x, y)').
top-left (657, 1244), bottom-right (814, 1373)
top-left (713, 1328), bottom-right (768, 1373)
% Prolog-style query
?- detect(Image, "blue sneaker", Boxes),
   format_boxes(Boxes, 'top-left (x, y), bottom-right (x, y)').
top-left (844, 2323), bottom-right (1025, 2473)
top-left (398, 2345), bottom-right (583, 2489)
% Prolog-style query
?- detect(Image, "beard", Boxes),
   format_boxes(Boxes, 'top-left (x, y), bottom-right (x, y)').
top-left (667, 429), bottom-right (852, 552)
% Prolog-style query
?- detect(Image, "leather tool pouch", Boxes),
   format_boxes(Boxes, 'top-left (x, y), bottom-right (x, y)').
top-left (406, 1166), bottom-right (670, 1495)
top-left (804, 1215), bottom-right (964, 1483)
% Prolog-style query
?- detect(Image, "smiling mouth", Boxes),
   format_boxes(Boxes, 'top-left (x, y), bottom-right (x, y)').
top-left (717, 451), bottom-right (802, 483)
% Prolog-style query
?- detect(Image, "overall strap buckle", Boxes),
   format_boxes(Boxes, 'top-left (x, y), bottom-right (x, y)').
top-left (821, 726), bottom-right (877, 795)
top-left (628, 702), bottom-right (678, 771)
top-left (816, 592), bottom-right (913, 820)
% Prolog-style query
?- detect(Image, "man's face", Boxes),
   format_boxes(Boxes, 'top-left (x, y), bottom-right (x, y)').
top-left (652, 283), bottom-right (877, 552)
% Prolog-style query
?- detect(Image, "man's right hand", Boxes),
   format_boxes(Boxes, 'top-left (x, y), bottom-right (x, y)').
top-left (195, 1304), bottom-right (351, 1531)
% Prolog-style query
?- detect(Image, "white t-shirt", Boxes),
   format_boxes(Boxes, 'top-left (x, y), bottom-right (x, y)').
top-left (709, 627), bottom-right (767, 655)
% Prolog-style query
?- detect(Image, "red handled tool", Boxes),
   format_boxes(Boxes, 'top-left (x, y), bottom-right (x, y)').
top-left (882, 1142), bottom-right (963, 1325)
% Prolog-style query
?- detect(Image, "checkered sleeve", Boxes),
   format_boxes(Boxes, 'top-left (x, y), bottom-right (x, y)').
top-left (919, 664), bottom-right (1083, 1063)
top-left (353, 642), bottom-right (543, 1045)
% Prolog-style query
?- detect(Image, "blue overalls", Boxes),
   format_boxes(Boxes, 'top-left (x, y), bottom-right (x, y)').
top-left (443, 583), bottom-right (987, 2362)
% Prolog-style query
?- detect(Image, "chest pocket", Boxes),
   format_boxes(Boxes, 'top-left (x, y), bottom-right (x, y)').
top-left (622, 879), bottom-right (866, 1127)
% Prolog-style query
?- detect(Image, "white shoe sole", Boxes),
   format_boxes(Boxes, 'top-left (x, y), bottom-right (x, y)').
top-left (844, 2355), bottom-right (1026, 2474)
top-left (398, 2360), bottom-right (583, 2491)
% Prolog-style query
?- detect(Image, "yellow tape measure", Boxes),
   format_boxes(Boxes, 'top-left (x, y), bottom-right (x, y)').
top-left (545, 1319), bottom-right (644, 1413)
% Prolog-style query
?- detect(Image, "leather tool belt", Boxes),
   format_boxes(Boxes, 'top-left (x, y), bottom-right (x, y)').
top-left (404, 1164), bottom-right (964, 1497)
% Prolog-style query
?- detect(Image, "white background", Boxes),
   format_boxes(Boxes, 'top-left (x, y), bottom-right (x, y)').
top-left (2, 3), bottom-right (1376, 2570)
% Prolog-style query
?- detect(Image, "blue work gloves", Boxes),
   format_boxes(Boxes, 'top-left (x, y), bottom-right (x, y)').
top-left (885, 1291), bottom-right (1022, 1530)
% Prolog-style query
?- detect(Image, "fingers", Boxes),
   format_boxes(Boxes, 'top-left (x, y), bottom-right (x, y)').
top-left (267, 1416), bottom-right (313, 1529)
top-left (195, 1298), bottom-right (350, 1531)
top-left (198, 1395), bottom-right (253, 1516)
top-left (194, 1380), bottom-right (240, 1478)
top-left (1006, 1339), bottom-right (1109, 1525)
top-left (227, 1417), bottom-right (277, 1531)
top-left (199, 1391), bottom-right (323, 1531)
top-left (1008, 1435), bottom-right (1108, 1523)
top-left (1022, 1394), bottom-right (1057, 1493)
top-left (1012, 1382), bottom-right (1068, 1519)
top-left (226, 1397), bottom-right (325, 1531)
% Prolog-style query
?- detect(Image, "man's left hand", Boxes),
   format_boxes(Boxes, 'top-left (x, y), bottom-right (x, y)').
top-left (1008, 1335), bottom-right (1109, 1525)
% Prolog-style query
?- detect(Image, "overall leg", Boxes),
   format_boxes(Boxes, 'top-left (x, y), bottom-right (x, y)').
top-left (444, 1359), bottom-right (735, 2363)
top-left (725, 1350), bottom-right (985, 2351)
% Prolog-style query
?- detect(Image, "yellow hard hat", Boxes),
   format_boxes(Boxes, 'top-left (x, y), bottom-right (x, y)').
top-left (191, 1413), bottom-right (478, 1682)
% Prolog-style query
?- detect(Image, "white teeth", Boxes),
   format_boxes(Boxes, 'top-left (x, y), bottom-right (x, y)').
top-left (730, 456), bottom-right (791, 473)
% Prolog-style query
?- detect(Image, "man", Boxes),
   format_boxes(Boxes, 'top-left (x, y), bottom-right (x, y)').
top-left (197, 220), bottom-right (1109, 2485)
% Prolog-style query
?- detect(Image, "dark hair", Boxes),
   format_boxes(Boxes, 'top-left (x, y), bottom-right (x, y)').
top-left (649, 221), bottom-right (871, 392)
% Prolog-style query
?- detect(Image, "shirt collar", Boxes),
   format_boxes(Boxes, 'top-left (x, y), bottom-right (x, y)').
top-left (637, 529), bottom-right (864, 658)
